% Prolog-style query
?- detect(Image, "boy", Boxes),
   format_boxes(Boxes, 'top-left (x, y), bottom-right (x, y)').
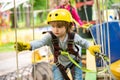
top-left (15, 9), bottom-right (100, 80)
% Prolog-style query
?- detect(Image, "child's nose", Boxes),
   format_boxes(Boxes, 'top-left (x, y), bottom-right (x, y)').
top-left (54, 27), bottom-right (58, 31)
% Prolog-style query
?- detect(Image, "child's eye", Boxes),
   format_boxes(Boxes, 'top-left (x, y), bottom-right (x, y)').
top-left (51, 25), bottom-right (63, 28)
top-left (58, 26), bottom-right (63, 28)
top-left (58, 26), bottom-right (61, 28)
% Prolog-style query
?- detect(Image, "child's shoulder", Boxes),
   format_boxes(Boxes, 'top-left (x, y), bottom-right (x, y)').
top-left (68, 32), bottom-right (78, 38)
top-left (71, 32), bottom-right (81, 38)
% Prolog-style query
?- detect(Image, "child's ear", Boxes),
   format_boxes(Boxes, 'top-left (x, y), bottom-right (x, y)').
top-left (71, 22), bottom-right (74, 26)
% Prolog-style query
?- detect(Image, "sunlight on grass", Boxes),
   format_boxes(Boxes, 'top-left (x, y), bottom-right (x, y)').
top-left (0, 42), bottom-right (14, 53)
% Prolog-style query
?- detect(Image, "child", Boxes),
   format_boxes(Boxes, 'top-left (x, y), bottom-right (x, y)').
top-left (15, 9), bottom-right (100, 80)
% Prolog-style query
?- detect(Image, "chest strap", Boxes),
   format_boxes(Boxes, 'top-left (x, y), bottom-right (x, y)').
top-left (49, 32), bottom-right (60, 62)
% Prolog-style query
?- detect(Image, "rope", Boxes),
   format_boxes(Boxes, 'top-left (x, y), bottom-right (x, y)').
top-left (83, 0), bottom-right (89, 22)
top-left (79, 1), bottom-right (112, 77)
top-left (91, 1), bottom-right (115, 79)
top-left (105, 0), bottom-right (112, 80)
top-left (13, 0), bottom-right (20, 80)
top-left (30, 0), bottom-right (36, 79)
top-left (61, 51), bottom-right (110, 74)
top-left (61, 51), bottom-right (96, 73)
top-left (101, 1), bottom-right (108, 79)
top-left (96, 1), bottom-right (106, 76)
top-left (97, 54), bottom-right (109, 74)
top-left (105, 0), bottom-right (111, 67)
top-left (31, 0), bottom-right (35, 40)
top-left (102, 0), bottom-right (107, 66)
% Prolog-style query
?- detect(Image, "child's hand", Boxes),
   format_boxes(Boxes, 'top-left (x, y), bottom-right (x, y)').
top-left (14, 42), bottom-right (31, 52)
top-left (88, 45), bottom-right (101, 56)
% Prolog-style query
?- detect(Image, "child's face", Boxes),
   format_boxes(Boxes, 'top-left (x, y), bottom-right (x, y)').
top-left (50, 22), bottom-right (67, 38)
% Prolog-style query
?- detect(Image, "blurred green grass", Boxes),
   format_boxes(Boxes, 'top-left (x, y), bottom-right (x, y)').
top-left (0, 28), bottom-right (44, 53)
top-left (0, 42), bottom-right (14, 53)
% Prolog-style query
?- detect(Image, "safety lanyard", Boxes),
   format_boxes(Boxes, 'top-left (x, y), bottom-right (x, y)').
top-left (61, 51), bottom-right (110, 74)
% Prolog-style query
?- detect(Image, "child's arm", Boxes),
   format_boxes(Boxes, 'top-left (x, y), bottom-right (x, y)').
top-left (75, 33), bottom-right (101, 56)
top-left (30, 33), bottom-right (52, 50)
top-left (14, 33), bottom-right (52, 52)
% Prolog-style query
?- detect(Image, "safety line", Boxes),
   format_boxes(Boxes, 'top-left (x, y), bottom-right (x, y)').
top-left (13, 0), bottom-right (19, 80)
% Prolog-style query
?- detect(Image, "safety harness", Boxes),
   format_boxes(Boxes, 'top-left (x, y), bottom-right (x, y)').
top-left (50, 31), bottom-right (79, 62)
top-left (49, 31), bottom-right (80, 80)
top-left (49, 31), bottom-right (110, 80)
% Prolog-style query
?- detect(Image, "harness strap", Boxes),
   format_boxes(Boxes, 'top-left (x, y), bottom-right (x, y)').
top-left (50, 31), bottom-right (79, 59)
top-left (50, 31), bottom-right (80, 62)
top-left (57, 63), bottom-right (70, 80)
top-left (49, 31), bottom-right (79, 79)
top-left (67, 32), bottom-right (79, 57)
top-left (49, 31), bottom-right (61, 62)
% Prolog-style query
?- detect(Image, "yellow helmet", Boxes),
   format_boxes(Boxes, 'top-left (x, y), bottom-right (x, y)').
top-left (47, 9), bottom-right (73, 23)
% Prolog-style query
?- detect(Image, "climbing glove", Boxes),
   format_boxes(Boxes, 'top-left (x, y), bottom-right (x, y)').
top-left (82, 23), bottom-right (93, 29)
top-left (14, 42), bottom-right (31, 52)
top-left (88, 45), bottom-right (101, 56)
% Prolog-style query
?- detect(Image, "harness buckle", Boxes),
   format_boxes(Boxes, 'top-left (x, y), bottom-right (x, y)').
top-left (52, 39), bottom-right (58, 44)
top-left (56, 62), bottom-right (60, 66)
top-left (67, 39), bottom-right (74, 44)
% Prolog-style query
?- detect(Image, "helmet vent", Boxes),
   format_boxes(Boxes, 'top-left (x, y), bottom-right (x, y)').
top-left (49, 14), bottom-right (51, 17)
top-left (55, 13), bottom-right (58, 16)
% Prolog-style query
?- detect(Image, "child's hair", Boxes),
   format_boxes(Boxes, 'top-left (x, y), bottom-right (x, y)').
top-left (49, 21), bottom-right (73, 33)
